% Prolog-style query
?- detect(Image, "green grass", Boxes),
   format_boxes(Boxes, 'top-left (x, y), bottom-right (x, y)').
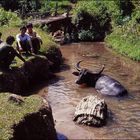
top-left (0, 93), bottom-right (43, 140)
top-left (105, 34), bottom-right (140, 61)
top-left (40, 0), bottom-right (72, 14)
top-left (35, 28), bottom-right (57, 52)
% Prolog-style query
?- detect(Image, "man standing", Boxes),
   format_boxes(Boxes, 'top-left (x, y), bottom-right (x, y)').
top-left (0, 36), bottom-right (25, 70)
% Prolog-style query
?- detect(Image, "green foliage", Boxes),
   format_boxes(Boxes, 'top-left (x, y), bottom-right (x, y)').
top-left (35, 28), bottom-right (57, 52)
top-left (18, 0), bottom-right (42, 18)
top-left (106, 33), bottom-right (140, 61)
top-left (78, 30), bottom-right (94, 41)
top-left (0, 8), bottom-right (22, 26)
top-left (0, 93), bottom-right (43, 140)
top-left (40, 0), bottom-right (71, 15)
top-left (73, 0), bottom-right (140, 60)
top-left (0, 0), bottom-right (41, 12)
top-left (72, 1), bottom-right (111, 41)
top-left (105, 5), bottom-right (140, 61)
top-left (0, 0), bottom-right (72, 18)
top-left (42, 24), bottom-right (50, 33)
top-left (72, 0), bottom-right (136, 40)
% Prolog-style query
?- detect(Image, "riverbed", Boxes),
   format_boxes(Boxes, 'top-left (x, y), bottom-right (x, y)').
top-left (39, 42), bottom-right (140, 139)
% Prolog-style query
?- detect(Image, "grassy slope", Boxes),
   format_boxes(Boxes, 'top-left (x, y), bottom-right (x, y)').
top-left (0, 26), bottom-right (56, 51)
top-left (0, 26), bottom-right (57, 66)
top-left (0, 26), bottom-right (57, 139)
top-left (105, 29), bottom-right (140, 61)
top-left (0, 93), bottom-right (43, 140)
top-left (105, 3), bottom-right (140, 61)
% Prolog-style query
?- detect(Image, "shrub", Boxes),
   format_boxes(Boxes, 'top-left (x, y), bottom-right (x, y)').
top-left (105, 5), bottom-right (140, 61)
top-left (0, 8), bottom-right (22, 26)
top-left (79, 30), bottom-right (94, 41)
top-left (78, 28), bottom-right (105, 42)
top-left (72, 1), bottom-right (111, 41)
top-left (40, 0), bottom-right (71, 15)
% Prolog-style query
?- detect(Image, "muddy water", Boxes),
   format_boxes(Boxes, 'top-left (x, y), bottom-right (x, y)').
top-left (39, 42), bottom-right (140, 139)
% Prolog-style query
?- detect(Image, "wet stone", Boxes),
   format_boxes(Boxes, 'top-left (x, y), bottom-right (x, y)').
top-left (8, 94), bottom-right (24, 105)
top-left (73, 95), bottom-right (108, 127)
top-left (0, 56), bottom-right (51, 94)
top-left (45, 46), bottom-right (63, 70)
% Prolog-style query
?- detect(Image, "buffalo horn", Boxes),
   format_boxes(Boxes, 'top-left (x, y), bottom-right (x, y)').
top-left (75, 60), bottom-right (83, 71)
top-left (98, 65), bottom-right (105, 75)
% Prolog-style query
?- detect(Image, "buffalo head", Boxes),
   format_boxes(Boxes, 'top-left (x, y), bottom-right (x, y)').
top-left (72, 60), bottom-right (105, 86)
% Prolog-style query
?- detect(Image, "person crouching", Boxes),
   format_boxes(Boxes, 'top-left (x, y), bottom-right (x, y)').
top-left (16, 26), bottom-right (34, 54)
top-left (26, 23), bottom-right (42, 54)
top-left (0, 36), bottom-right (26, 70)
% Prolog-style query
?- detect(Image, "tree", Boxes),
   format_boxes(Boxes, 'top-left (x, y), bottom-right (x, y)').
top-left (0, 0), bottom-right (41, 13)
top-left (0, 0), bottom-right (19, 11)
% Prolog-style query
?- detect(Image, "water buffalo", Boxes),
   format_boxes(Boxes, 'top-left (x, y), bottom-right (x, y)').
top-left (72, 61), bottom-right (127, 96)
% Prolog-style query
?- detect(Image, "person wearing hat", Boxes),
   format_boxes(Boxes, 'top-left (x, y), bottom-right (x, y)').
top-left (0, 36), bottom-right (25, 70)
top-left (16, 26), bottom-right (34, 54)
top-left (26, 23), bottom-right (42, 54)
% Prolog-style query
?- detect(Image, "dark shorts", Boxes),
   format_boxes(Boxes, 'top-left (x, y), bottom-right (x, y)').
top-left (17, 39), bottom-right (40, 54)
top-left (31, 38), bottom-right (40, 54)
top-left (16, 41), bottom-right (31, 53)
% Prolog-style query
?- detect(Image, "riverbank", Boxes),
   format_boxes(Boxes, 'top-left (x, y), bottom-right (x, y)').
top-left (105, 30), bottom-right (140, 61)
top-left (71, 1), bottom-right (140, 61)
top-left (0, 26), bottom-right (62, 139)
top-left (0, 93), bottom-right (57, 140)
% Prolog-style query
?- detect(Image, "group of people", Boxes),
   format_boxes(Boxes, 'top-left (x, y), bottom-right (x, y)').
top-left (0, 23), bottom-right (42, 70)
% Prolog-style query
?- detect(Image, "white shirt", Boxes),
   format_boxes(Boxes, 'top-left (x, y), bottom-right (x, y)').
top-left (16, 33), bottom-right (31, 42)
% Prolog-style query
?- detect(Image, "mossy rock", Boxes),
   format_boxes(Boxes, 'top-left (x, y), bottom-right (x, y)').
top-left (45, 46), bottom-right (63, 70)
top-left (0, 93), bottom-right (57, 140)
top-left (21, 56), bottom-right (50, 82)
top-left (0, 56), bottom-right (51, 94)
top-left (73, 95), bottom-right (108, 127)
top-left (0, 69), bottom-right (28, 94)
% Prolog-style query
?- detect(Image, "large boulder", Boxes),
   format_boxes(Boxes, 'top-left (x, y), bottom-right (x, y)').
top-left (12, 99), bottom-right (57, 140)
top-left (0, 69), bottom-right (28, 94)
top-left (0, 56), bottom-right (51, 94)
top-left (45, 46), bottom-right (63, 70)
top-left (73, 95), bottom-right (108, 127)
top-left (0, 93), bottom-right (57, 140)
top-left (8, 94), bottom-right (24, 105)
top-left (21, 56), bottom-right (50, 82)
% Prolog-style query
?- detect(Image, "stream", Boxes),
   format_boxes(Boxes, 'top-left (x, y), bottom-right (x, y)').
top-left (39, 42), bottom-right (140, 139)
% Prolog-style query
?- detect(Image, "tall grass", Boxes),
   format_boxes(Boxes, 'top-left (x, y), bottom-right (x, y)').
top-left (105, 6), bottom-right (140, 61)
top-left (106, 34), bottom-right (140, 61)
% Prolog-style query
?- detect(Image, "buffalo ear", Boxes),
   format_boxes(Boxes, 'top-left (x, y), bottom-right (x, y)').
top-left (72, 71), bottom-right (79, 76)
